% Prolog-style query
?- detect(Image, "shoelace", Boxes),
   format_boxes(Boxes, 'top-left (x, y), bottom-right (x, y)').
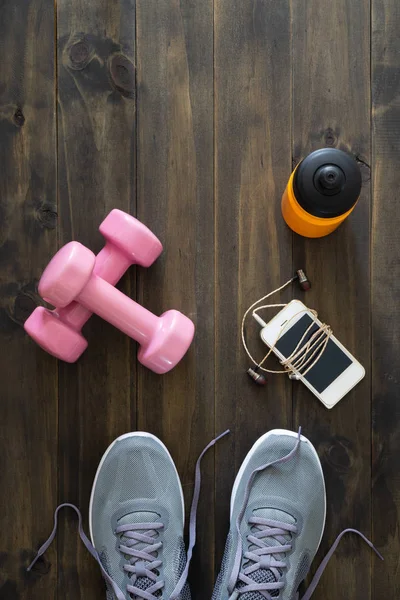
top-left (119, 521), bottom-right (164, 599)
top-left (228, 428), bottom-right (384, 600)
top-left (235, 517), bottom-right (297, 596)
top-left (27, 430), bottom-right (230, 600)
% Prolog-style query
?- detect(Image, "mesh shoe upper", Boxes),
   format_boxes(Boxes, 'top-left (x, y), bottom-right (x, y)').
top-left (212, 430), bottom-right (326, 600)
top-left (89, 433), bottom-right (191, 600)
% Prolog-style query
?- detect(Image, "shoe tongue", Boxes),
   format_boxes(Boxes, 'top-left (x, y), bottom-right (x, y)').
top-left (237, 509), bottom-right (295, 600)
top-left (117, 511), bottom-right (162, 599)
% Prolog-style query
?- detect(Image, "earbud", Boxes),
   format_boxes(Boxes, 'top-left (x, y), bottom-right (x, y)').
top-left (247, 367), bottom-right (267, 386)
top-left (296, 269), bottom-right (311, 291)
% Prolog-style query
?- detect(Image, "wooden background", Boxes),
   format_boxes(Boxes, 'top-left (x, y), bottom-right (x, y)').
top-left (0, 1), bottom-right (399, 599)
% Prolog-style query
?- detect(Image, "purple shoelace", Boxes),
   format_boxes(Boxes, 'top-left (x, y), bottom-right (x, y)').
top-left (27, 430), bottom-right (230, 600)
top-left (227, 428), bottom-right (383, 600)
top-left (119, 521), bottom-right (164, 598)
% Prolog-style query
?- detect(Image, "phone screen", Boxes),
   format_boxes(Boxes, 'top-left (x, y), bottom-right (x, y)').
top-left (275, 314), bottom-right (352, 393)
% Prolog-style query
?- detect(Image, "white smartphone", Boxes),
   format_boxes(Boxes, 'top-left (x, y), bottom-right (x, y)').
top-left (258, 299), bottom-right (365, 409)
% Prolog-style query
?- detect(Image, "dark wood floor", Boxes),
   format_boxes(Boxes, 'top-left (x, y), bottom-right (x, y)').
top-left (1, 1), bottom-right (399, 599)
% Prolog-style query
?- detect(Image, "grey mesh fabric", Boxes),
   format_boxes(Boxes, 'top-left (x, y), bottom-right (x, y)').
top-left (90, 433), bottom-right (190, 600)
top-left (212, 430), bottom-right (326, 600)
top-left (174, 539), bottom-right (191, 600)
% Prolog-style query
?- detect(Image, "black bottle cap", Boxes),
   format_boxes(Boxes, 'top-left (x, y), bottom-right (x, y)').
top-left (293, 148), bottom-right (362, 218)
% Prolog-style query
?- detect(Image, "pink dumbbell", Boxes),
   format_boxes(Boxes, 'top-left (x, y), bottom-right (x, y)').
top-left (25, 209), bottom-right (163, 363)
top-left (30, 241), bottom-right (195, 374)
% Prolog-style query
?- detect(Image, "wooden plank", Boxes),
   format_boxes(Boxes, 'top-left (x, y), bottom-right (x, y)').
top-left (56, 1), bottom-right (136, 597)
top-left (0, 1), bottom-right (57, 598)
top-left (135, 1), bottom-right (215, 596)
top-left (214, 0), bottom-right (293, 576)
top-left (292, 1), bottom-right (372, 598)
top-left (371, 1), bottom-right (400, 596)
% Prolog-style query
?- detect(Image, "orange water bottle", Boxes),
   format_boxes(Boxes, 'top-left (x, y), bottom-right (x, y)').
top-left (281, 148), bottom-right (362, 238)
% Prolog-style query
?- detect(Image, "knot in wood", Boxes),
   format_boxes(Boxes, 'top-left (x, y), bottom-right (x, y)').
top-left (13, 108), bottom-right (25, 127)
top-left (324, 128), bottom-right (337, 147)
top-left (69, 40), bottom-right (91, 69)
top-left (109, 54), bottom-right (135, 99)
top-left (14, 291), bottom-right (38, 325)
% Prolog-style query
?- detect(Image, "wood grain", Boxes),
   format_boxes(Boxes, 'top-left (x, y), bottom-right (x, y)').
top-left (214, 0), bottom-right (293, 575)
top-left (56, 1), bottom-right (136, 598)
top-left (292, 1), bottom-right (372, 598)
top-left (135, 1), bottom-right (215, 596)
top-left (371, 0), bottom-right (400, 596)
top-left (0, 2), bottom-right (57, 599)
top-left (0, 1), bottom-right (399, 598)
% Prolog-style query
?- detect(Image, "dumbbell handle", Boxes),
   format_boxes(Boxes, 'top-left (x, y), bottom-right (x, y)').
top-left (56, 244), bottom-right (132, 331)
top-left (77, 275), bottom-right (158, 345)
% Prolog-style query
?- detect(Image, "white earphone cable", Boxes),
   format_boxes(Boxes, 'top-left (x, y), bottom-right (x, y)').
top-left (241, 276), bottom-right (332, 376)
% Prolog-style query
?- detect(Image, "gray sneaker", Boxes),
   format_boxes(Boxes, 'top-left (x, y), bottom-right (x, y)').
top-left (89, 432), bottom-right (191, 600)
top-left (27, 430), bottom-right (228, 599)
top-left (212, 429), bottom-right (326, 600)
